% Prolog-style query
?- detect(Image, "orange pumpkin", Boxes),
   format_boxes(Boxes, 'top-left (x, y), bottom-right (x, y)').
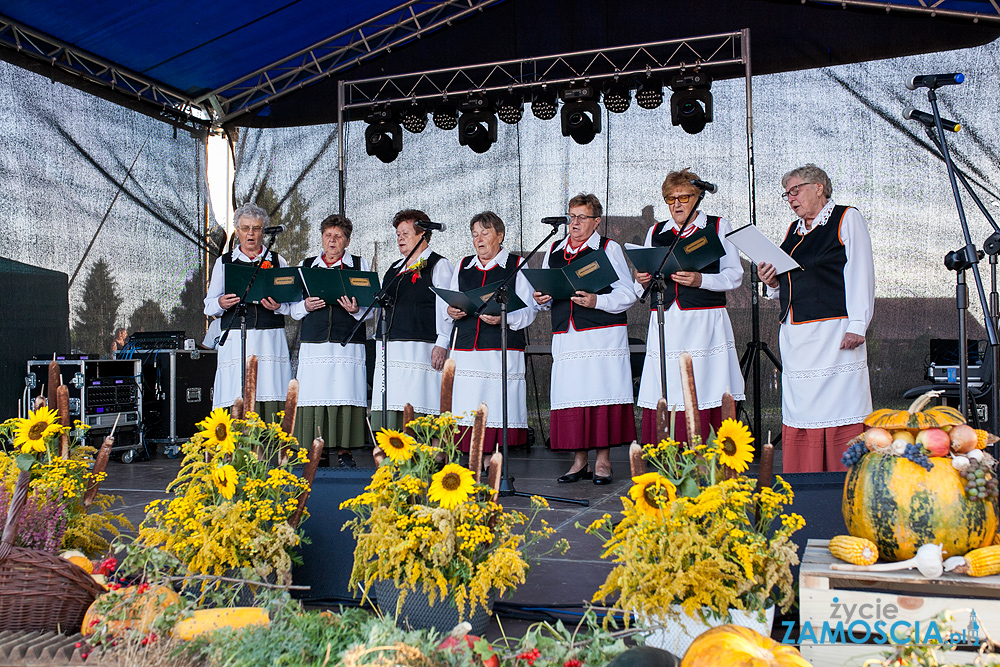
top-left (81, 584), bottom-right (180, 636)
top-left (864, 391), bottom-right (965, 432)
top-left (681, 625), bottom-right (811, 667)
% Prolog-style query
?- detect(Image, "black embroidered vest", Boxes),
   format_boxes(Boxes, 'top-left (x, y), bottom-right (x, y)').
top-left (382, 252), bottom-right (446, 343)
top-left (649, 216), bottom-right (726, 311)
top-left (300, 255), bottom-right (366, 344)
top-left (778, 205), bottom-right (850, 324)
top-left (453, 255), bottom-right (527, 351)
top-left (220, 249), bottom-right (285, 330)
top-left (547, 237), bottom-right (627, 334)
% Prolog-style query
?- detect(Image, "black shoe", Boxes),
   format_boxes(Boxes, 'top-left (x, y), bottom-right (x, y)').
top-left (593, 471), bottom-right (613, 485)
top-left (338, 451), bottom-right (357, 468)
top-left (557, 466), bottom-right (593, 483)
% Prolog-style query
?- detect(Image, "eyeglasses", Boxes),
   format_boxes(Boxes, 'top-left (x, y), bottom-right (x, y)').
top-left (568, 214), bottom-right (599, 222)
top-left (781, 183), bottom-right (816, 200)
top-left (238, 225), bottom-right (263, 233)
top-left (664, 194), bottom-right (693, 205)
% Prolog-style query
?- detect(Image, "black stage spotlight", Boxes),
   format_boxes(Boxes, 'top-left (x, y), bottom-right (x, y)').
top-left (531, 88), bottom-right (558, 121)
top-left (497, 92), bottom-right (524, 124)
top-left (364, 107), bottom-right (402, 163)
top-left (636, 78), bottom-right (664, 110)
top-left (432, 99), bottom-right (458, 130)
top-left (458, 97), bottom-right (497, 153)
top-left (603, 81), bottom-right (631, 113)
top-left (400, 102), bottom-right (427, 133)
top-left (669, 71), bottom-right (713, 134)
top-left (559, 85), bottom-right (601, 144)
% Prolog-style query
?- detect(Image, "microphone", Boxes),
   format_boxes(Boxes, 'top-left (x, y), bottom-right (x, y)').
top-left (262, 224), bottom-right (286, 235)
top-left (415, 219), bottom-right (446, 231)
top-left (906, 73), bottom-right (964, 90)
top-left (690, 179), bottom-right (718, 194)
top-left (542, 216), bottom-right (569, 226)
top-left (903, 105), bottom-right (961, 133)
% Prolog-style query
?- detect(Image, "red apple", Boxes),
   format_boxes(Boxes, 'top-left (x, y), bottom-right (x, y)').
top-left (916, 428), bottom-right (951, 457)
top-left (438, 634), bottom-right (499, 667)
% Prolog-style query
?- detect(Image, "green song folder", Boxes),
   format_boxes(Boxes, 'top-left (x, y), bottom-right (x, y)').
top-left (430, 281), bottom-right (528, 317)
top-left (298, 267), bottom-right (381, 307)
top-left (224, 264), bottom-right (304, 304)
top-left (625, 225), bottom-right (726, 275)
top-left (522, 248), bottom-right (619, 300)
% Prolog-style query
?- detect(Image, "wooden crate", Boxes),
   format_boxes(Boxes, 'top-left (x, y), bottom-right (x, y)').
top-left (798, 539), bottom-right (1000, 667)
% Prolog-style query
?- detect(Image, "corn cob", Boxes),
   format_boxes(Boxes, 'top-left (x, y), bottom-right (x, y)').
top-left (830, 535), bottom-right (879, 566)
top-left (962, 546), bottom-right (1000, 577)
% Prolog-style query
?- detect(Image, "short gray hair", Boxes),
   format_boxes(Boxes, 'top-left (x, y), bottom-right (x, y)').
top-left (781, 164), bottom-right (833, 198)
top-left (234, 202), bottom-right (270, 228)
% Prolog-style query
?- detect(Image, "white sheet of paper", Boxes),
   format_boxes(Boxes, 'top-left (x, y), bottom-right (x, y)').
top-left (725, 224), bottom-right (801, 274)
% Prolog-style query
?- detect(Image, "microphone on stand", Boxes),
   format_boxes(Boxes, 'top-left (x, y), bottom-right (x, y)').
top-left (415, 220), bottom-right (447, 231)
top-left (542, 216), bottom-right (570, 226)
top-left (906, 73), bottom-right (964, 90)
top-left (903, 106), bottom-right (961, 133)
top-left (690, 179), bottom-right (718, 194)
top-left (263, 224), bottom-right (286, 235)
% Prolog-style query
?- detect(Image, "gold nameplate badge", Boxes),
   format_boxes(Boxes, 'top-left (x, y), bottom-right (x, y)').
top-left (575, 261), bottom-right (599, 278)
top-left (349, 277), bottom-right (371, 287)
top-left (683, 237), bottom-right (708, 254)
top-left (274, 276), bottom-right (295, 285)
top-left (479, 293), bottom-right (495, 303)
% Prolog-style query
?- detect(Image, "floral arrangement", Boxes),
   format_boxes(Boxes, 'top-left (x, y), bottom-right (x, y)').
top-left (0, 406), bottom-right (131, 556)
top-left (134, 408), bottom-right (311, 584)
top-left (341, 414), bottom-right (568, 619)
top-left (585, 419), bottom-right (803, 623)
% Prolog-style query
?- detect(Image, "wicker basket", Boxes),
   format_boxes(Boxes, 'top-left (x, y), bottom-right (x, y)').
top-left (0, 469), bottom-right (106, 632)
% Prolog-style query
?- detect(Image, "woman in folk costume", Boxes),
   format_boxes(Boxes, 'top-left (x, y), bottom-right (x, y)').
top-left (757, 164), bottom-right (875, 472)
top-left (533, 193), bottom-right (637, 485)
top-left (634, 168), bottom-right (745, 444)
top-left (203, 203), bottom-right (292, 422)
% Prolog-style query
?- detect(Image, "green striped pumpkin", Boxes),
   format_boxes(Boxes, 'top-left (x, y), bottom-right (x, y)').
top-left (843, 453), bottom-right (997, 562)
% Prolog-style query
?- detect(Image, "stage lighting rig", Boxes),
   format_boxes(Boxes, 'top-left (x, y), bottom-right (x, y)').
top-left (603, 80), bottom-right (631, 113)
top-left (531, 88), bottom-right (558, 121)
top-left (560, 85), bottom-right (601, 145)
top-left (364, 107), bottom-right (402, 163)
top-left (458, 95), bottom-right (497, 153)
top-left (432, 99), bottom-right (458, 130)
top-left (636, 78), bottom-right (664, 110)
top-left (670, 71), bottom-right (713, 134)
top-left (497, 91), bottom-right (524, 124)
top-left (399, 101), bottom-right (427, 133)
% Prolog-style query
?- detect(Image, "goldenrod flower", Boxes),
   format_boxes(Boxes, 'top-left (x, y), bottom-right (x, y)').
top-left (428, 463), bottom-right (474, 509)
top-left (715, 418), bottom-right (754, 473)
top-left (375, 429), bottom-right (417, 463)
top-left (628, 472), bottom-right (676, 517)
top-left (14, 406), bottom-right (61, 455)
top-left (197, 408), bottom-right (236, 455)
top-left (211, 464), bottom-right (238, 499)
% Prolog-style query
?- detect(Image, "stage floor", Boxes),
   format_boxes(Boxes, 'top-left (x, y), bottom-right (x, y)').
top-left (103, 439), bottom-right (787, 640)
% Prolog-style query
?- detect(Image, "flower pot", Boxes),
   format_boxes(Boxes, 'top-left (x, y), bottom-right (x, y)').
top-left (639, 605), bottom-right (774, 657)
top-left (374, 580), bottom-right (494, 635)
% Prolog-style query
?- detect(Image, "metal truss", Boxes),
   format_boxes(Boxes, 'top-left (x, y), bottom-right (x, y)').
top-left (804, 0), bottom-right (1000, 22)
top-left (341, 31), bottom-right (745, 111)
top-left (0, 13), bottom-right (207, 127)
top-left (201, 0), bottom-right (504, 125)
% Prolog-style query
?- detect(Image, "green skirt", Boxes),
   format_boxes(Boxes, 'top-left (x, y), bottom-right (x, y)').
top-left (254, 400), bottom-right (285, 425)
top-left (294, 405), bottom-right (368, 450)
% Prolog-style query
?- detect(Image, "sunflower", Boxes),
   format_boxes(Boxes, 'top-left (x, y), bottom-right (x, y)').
top-left (715, 418), bottom-right (754, 473)
top-left (375, 429), bottom-right (417, 463)
top-left (211, 464), bottom-right (239, 500)
top-left (428, 463), bottom-right (475, 509)
top-left (629, 472), bottom-right (677, 517)
top-left (13, 406), bottom-right (62, 455)
top-left (196, 408), bottom-right (236, 454)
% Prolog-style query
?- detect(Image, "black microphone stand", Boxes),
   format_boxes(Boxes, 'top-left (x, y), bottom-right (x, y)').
top-left (217, 230), bottom-right (282, 399)
top-left (638, 190), bottom-right (706, 417)
top-left (923, 125), bottom-right (1000, 433)
top-left (923, 85), bottom-right (999, 420)
top-left (342, 240), bottom-right (426, 426)
top-left (471, 220), bottom-right (587, 506)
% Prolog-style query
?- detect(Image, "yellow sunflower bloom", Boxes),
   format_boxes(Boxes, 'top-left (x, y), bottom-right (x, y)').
top-left (629, 472), bottom-right (677, 517)
top-left (715, 418), bottom-right (754, 473)
top-left (375, 429), bottom-right (417, 463)
top-left (14, 406), bottom-right (62, 455)
top-left (428, 463), bottom-right (475, 509)
top-left (196, 408), bottom-right (236, 454)
top-left (211, 464), bottom-right (239, 499)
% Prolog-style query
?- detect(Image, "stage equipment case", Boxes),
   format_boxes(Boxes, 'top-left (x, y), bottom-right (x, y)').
top-left (140, 350), bottom-right (216, 456)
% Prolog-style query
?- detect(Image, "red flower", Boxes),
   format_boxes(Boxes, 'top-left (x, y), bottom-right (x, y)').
top-left (260, 260), bottom-right (273, 269)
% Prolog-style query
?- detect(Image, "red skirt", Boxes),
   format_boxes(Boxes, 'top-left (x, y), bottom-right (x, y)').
top-left (781, 423), bottom-right (863, 473)
top-left (640, 407), bottom-right (723, 446)
top-left (456, 427), bottom-right (528, 454)
top-left (549, 404), bottom-right (637, 451)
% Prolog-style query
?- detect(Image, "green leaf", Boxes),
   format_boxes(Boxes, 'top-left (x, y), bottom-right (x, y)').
top-left (16, 453), bottom-right (37, 471)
